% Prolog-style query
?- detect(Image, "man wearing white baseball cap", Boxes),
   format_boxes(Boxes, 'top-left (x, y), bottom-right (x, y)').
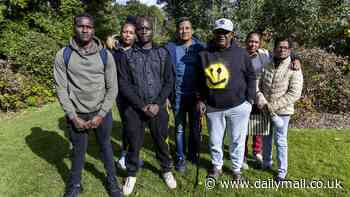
top-left (197, 18), bottom-right (256, 181)
top-left (213, 18), bottom-right (234, 32)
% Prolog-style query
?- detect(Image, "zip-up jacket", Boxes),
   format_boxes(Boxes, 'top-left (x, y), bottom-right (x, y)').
top-left (257, 56), bottom-right (303, 114)
top-left (116, 43), bottom-right (174, 111)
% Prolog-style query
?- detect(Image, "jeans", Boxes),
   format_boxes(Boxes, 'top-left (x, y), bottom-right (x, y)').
top-left (66, 111), bottom-right (116, 185)
top-left (263, 115), bottom-right (290, 179)
top-left (207, 101), bottom-right (252, 175)
top-left (173, 94), bottom-right (200, 161)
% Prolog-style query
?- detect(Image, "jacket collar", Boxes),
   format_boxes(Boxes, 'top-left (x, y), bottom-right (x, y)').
top-left (207, 39), bottom-right (238, 52)
top-left (133, 42), bottom-right (161, 52)
top-left (272, 56), bottom-right (291, 70)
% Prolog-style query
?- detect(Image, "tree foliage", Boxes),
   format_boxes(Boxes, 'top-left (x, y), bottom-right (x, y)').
top-left (163, 0), bottom-right (265, 41)
top-left (260, 0), bottom-right (350, 55)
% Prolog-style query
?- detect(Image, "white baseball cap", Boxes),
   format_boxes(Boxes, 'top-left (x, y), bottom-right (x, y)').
top-left (213, 18), bottom-right (234, 32)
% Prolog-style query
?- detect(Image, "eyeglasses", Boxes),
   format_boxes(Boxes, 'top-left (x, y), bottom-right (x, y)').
top-left (277, 46), bottom-right (290, 50)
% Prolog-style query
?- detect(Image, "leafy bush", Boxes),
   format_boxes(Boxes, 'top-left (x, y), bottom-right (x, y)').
top-left (0, 61), bottom-right (54, 112)
top-left (296, 48), bottom-right (350, 113)
top-left (0, 0), bottom-right (86, 111)
top-left (0, 22), bottom-right (60, 89)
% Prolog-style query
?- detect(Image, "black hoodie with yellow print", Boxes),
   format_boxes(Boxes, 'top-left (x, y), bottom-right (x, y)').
top-left (198, 41), bottom-right (256, 112)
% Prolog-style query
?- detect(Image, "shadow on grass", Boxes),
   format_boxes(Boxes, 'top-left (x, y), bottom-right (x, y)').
top-left (26, 118), bottom-right (122, 186)
top-left (25, 127), bottom-right (70, 183)
top-left (26, 115), bottom-right (213, 184)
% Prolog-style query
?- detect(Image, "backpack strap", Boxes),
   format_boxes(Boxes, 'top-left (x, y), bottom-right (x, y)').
top-left (99, 48), bottom-right (108, 67)
top-left (63, 46), bottom-right (73, 67)
top-left (62, 46), bottom-right (72, 95)
top-left (64, 46), bottom-right (108, 67)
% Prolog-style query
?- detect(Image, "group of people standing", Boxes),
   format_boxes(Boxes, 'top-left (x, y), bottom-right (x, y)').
top-left (53, 13), bottom-right (303, 197)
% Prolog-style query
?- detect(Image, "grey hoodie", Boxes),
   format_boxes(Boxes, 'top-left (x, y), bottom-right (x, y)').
top-left (53, 37), bottom-right (117, 119)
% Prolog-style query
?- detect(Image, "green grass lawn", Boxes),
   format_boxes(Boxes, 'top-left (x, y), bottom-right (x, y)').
top-left (0, 102), bottom-right (349, 197)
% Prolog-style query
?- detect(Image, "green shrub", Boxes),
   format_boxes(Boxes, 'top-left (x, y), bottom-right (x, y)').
top-left (0, 0), bottom-right (85, 111)
top-left (0, 22), bottom-right (61, 89)
top-left (0, 61), bottom-right (54, 112)
top-left (296, 48), bottom-right (350, 113)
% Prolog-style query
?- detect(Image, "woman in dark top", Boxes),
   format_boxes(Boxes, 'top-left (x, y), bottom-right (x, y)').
top-left (106, 21), bottom-right (137, 170)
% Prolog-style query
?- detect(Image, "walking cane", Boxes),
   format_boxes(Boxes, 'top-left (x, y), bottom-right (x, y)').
top-left (194, 113), bottom-right (203, 188)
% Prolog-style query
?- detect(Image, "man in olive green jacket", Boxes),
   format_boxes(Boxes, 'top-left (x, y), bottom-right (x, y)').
top-left (53, 13), bottom-right (120, 197)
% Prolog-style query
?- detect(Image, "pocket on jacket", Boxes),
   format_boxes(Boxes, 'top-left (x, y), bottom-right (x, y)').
top-left (70, 87), bottom-right (105, 111)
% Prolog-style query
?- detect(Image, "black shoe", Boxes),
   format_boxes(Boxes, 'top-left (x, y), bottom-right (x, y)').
top-left (106, 176), bottom-right (122, 197)
top-left (108, 188), bottom-right (122, 197)
top-left (231, 173), bottom-right (247, 188)
top-left (207, 166), bottom-right (222, 179)
top-left (175, 159), bottom-right (186, 172)
top-left (274, 176), bottom-right (285, 183)
top-left (232, 172), bottom-right (245, 181)
top-left (63, 184), bottom-right (82, 197)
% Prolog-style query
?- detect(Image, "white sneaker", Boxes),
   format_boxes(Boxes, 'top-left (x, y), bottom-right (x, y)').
top-left (162, 172), bottom-right (177, 189)
top-left (117, 155), bottom-right (127, 170)
top-left (123, 176), bottom-right (136, 196)
top-left (242, 161), bottom-right (249, 170)
top-left (254, 153), bottom-right (263, 165)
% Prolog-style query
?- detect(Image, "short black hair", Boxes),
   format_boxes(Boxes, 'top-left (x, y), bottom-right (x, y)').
top-left (274, 36), bottom-right (291, 49)
top-left (74, 13), bottom-right (95, 26)
top-left (245, 31), bottom-right (262, 42)
top-left (176, 17), bottom-right (191, 28)
top-left (126, 15), bottom-right (137, 25)
top-left (135, 16), bottom-right (153, 29)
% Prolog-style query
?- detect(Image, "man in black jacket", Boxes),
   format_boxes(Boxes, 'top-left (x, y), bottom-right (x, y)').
top-left (116, 16), bottom-right (176, 196)
top-left (197, 18), bottom-right (256, 181)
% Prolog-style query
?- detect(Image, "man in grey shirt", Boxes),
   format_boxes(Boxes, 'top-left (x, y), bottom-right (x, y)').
top-left (53, 13), bottom-right (120, 197)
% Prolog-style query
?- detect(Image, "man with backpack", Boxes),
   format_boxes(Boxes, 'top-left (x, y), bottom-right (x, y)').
top-left (53, 13), bottom-right (121, 197)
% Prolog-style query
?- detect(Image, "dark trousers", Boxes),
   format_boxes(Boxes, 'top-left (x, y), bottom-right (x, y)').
top-left (117, 101), bottom-right (128, 152)
top-left (66, 111), bottom-right (116, 185)
top-left (123, 106), bottom-right (172, 176)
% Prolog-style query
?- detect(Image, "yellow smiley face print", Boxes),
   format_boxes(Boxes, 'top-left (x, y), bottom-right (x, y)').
top-left (204, 63), bottom-right (230, 89)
